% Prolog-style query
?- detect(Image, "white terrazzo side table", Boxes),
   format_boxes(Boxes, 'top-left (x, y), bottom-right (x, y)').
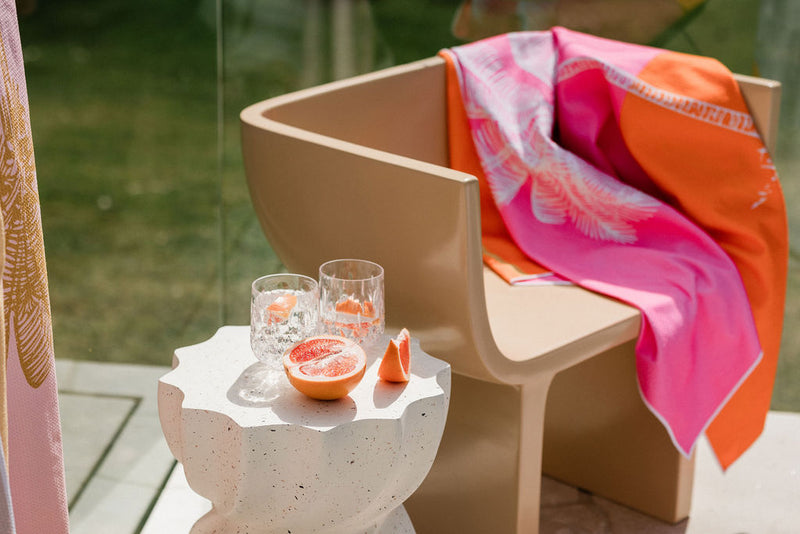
top-left (158, 326), bottom-right (451, 534)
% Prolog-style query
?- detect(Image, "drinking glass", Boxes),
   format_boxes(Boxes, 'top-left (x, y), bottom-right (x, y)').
top-left (319, 259), bottom-right (384, 346)
top-left (249, 274), bottom-right (319, 395)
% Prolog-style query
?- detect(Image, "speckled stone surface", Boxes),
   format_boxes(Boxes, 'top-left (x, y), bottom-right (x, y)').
top-left (158, 326), bottom-right (451, 534)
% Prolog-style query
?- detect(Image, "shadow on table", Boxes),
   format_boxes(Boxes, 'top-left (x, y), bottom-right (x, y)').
top-left (227, 362), bottom-right (359, 427)
top-left (226, 362), bottom-right (289, 407)
top-left (373, 380), bottom-right (408, 409)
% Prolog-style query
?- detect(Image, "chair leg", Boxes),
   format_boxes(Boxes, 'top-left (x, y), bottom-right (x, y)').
top-left (405, 372), bottom-right (552, 534)
top-left (517, 376), bottom-right (554, 532)
top-left (542, 340), bottom-right (695, 523)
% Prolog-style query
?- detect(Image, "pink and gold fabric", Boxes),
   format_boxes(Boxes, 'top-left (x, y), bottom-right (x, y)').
top-left (0, 2), bottom-right (69, 532)
top-left (441, 27), bottom-right (788, 468)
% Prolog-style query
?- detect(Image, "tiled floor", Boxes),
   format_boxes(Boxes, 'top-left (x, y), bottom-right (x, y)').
top-left (57, 360), bottom-right (176, 534)
top-left (58, 359), bottom-right (800, 533)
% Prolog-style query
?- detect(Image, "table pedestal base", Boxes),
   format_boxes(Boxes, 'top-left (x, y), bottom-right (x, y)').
top-left (191, 503), bottom-right (414, 534)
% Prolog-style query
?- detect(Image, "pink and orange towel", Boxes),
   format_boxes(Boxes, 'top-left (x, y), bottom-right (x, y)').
top-left (441, 28), bottom-right (788, 469)
top-left (0, 3), bottom-right (69, 532)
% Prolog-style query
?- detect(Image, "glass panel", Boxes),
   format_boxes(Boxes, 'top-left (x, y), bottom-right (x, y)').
top-left (755, 0), bottom-right (800, 410)
top-left (218, 0), bottom-right (462, 325)
top-left (20, 0), bottom-right (220, 367)
top-left (221, 0), bottom-right (799, 411)
top-left (13, 0), bottom-right (797, 526)
top-left (19, 1), bottom-right (798, 387)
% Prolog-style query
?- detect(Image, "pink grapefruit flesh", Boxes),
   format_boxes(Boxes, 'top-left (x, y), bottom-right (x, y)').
top-left (283, 335), bottom-right (366, 400)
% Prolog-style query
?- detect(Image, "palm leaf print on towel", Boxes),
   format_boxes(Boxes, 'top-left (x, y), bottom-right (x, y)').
top-left (460, 45), bottom-right (659, 244)
top-left (472, 112), bottom-right (659, 244)
top-left (0, 34), bottom-right (54, 389)
top-left (529, 139), bottom-right (660, 243)
top-left (471, 114), bottom-right (531, 205)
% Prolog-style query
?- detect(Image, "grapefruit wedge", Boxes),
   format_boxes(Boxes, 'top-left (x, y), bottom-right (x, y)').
top-left (378, 328), bottom-right (411, 383)
top-left (283, 335), bottom-right (366, 400)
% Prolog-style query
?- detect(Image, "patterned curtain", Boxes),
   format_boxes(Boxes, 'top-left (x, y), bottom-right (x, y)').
top-left (0, 1), bottom-right (69, 532)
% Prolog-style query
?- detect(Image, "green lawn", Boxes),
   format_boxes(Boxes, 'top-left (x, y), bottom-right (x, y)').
top-left (21, 0), bottom-right (220, 365)
top-left (18, 0), bottom-right (800, 409)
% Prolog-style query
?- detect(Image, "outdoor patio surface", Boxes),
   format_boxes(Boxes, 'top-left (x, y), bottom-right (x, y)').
top-left (57, 358), bottom-right (800, 534)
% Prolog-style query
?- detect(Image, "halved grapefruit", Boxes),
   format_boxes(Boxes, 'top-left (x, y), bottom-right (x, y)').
top-left (283, 335), bottom-right (367, 400)
top-left (378, 328), bottom-right (411, 383)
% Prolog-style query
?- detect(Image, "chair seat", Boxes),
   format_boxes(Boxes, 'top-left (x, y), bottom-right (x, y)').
top-left (483, 267), bottom-right (640, 368)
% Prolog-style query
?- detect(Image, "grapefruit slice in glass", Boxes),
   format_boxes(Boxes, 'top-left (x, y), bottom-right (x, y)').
top-left (378, 328), bottom-right (411, 383)
top-left (335, 296), bottom-right (376, 318)
top-left (265, 293), bottom-right (297, 324)
top-left (283, 335), bottom-right (367, 400)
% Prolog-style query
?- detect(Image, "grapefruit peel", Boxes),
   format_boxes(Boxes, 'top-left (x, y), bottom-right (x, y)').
top-left (283, 335), bottom-right (366, 400)
top-left (378, 328), bottom-right (411, 383)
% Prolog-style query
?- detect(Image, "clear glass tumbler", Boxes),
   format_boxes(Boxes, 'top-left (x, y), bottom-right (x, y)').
top-left (319, 259), bottom-right (385, 346)
top-left (250, 273), bottom-right (319, 372)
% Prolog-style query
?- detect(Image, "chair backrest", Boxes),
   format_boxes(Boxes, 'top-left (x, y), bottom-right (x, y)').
top-left (240, 57), bottom-right (780, 382)
top-left (241, 58), bottom-right (497, 380)
top-left (733, 73), bottom-right (781, 155)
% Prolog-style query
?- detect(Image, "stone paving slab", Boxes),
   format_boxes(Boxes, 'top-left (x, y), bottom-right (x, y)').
top-left (144, 411), bottom-right (800, 533)
top-left (140, 464), bottom-right (211, 534)
top-left (686, 411), bottom-right (800, 533)
top-left (59, 392), bottom-right (137, 502)
top-left (539, 411), bottom-right (800, 533)
top-left (57, 359), bottom-right (174, 534)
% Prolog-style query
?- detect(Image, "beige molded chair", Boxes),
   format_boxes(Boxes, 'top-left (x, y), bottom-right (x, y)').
top-left (240, 57), bottom-right (780, 533)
